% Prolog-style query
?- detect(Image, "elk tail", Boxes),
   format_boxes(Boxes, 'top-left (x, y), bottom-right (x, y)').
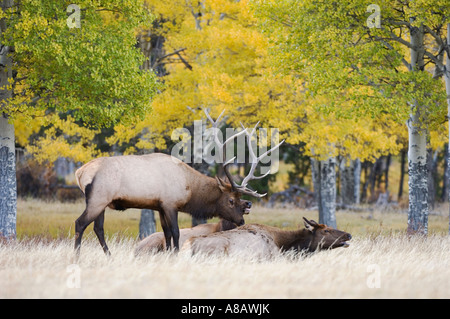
top-left (75, 159), bottom-right (102, 194)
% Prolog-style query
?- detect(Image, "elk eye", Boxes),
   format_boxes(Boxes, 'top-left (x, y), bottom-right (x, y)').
top-left (324, 229), bottom-right (330, 233)
top-left (229, 198), bottom-right (234, 205)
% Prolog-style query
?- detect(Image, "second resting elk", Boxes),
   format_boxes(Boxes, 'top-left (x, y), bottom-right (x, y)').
top-left (182, 218), bottom-right (352, 259)
top-left (74, 109), bottom-right (284, 256)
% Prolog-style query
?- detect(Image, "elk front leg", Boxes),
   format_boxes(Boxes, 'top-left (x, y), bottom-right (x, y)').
top-left (93, 210), bottom-right (110, 256)
top-left (170, 216), bottom-right (180, 250)
top-left (158, 210), bottom-right (173, 250)
top-left (160, 208), bottom-right (180, 251)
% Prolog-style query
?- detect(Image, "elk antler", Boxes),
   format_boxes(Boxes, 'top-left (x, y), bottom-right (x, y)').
top-left (227, 122), bottom-right (284, 198)
top-left (204, 108), bottom-right (284, 198)
top-left (204, 109), bottom-right (247, 192)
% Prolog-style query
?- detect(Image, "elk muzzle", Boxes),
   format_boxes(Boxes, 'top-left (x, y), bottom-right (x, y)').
top-left (243, 200), bottom-right (252, 214)
top-left (335, 232), bottom-right (352, 248)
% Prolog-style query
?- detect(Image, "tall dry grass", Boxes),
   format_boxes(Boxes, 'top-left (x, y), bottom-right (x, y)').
top-left (2, 199), bottom-right (450, 298)
top-left (1, 234), bottom-right (450, 298)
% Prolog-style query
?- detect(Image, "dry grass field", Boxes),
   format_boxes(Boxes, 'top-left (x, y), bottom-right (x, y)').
top-left (1, 199), bottom-right (450, 298)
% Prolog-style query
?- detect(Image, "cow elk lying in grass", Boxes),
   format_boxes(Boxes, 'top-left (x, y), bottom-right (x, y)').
top-left (182, 218), bottom-right (352, 259)
top-left (135, 200), bottom-right (251, 256)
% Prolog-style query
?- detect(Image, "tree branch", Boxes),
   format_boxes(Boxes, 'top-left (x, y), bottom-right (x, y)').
top-left (377, 26), bottom-right (415, 49)
top-left (268, 14), bottom-right (293, 28)
top-left (423, 49), bottom-right (446, 71)
top-left (367, 31), bottom-right (412, 71)
top-left (371, 25), bottom-right (446, 71)
top-left (175, 51), bottom-right (193, 71)
top-left (156, 48), bottom-right (187, 62)
top-left (423, 24), bottom-right (444, 46)
top-left (152, 48), bottom-right (193, 71)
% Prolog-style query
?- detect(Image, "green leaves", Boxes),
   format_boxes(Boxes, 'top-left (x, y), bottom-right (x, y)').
top-left (3, 0), bottom-right (159, 128)
top-left (251, 0), bottom-right (449, 160)
top-left (254, 0), bottom-right (448, 123)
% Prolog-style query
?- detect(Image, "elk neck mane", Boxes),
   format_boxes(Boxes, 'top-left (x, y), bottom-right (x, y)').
top-left (254, 224), bottom-right (312, 252)
top-left (217, 218), bottom-right (238, 231)
top-left (182, 169), bottom-right (224, 219)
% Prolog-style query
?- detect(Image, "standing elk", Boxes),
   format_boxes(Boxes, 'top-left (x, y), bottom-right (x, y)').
top-left (74, 109), bottom-right (283, 256)
top-left (134, 200), bottom-right (250, 256)
top-left (182, 218), bottom-right (352, 259)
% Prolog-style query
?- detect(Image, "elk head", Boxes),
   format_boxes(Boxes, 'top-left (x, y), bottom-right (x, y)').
top-left (215, 177), bottom-right (252, 226)
top-left (301, 217), bottom-right (352, 252)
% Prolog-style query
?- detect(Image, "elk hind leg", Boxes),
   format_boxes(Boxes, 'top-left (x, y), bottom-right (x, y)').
top-left (93, 210), bottom-right (110, 256)
top-left (75, 202), bottom-right (107, 257)
top-left (75, 209), bottom-right (93, 257)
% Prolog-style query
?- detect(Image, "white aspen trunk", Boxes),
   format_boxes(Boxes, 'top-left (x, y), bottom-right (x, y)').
top-left (139, 209), bottom-right (156, 240)
top-left (354, 159), bottom-right (361, 204)
top-left (445, 23), bottom-right (450, 234)
top-left (319, 157), bottom-right (337, 228)
top-left (407, 111), bottom-right (428, 235)
top-left (311, 157), bottom-right (337, 228)
top-left (310, 157), bottom-right (321, 212)
top-left (0, 0), bottom-right (15, 240)
top-left (340, 158), bottom-right (360, 205)
top-left (407, 21), bottom-right (428, 235)
top-left (0, 115), bottom-right (16, 240)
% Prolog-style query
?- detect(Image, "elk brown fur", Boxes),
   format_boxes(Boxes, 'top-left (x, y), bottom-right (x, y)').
top-left (182, 217), bottom-right (352, 258)
top-left (74, 153), bottom-right (252, 256)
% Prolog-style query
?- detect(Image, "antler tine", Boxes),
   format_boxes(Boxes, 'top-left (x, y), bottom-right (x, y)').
top-left (203, 109), bottom-right (284, 198)
top-left (235, 122), bottom-right (285, 197)
top-left (224, 161), bottom-right (241, 191)
top-left (257, 138), bottom-right (284, 162)
top-left (241, 121), bottom-right (285, 165)
top-left (204, 108), bottom-right (247, 191)
top-left (204, 108), bottom-right (226, 129)
top-left (241, 122), bottom-right (261, 188)
top-left (204, 109), bottom-right (247, 158)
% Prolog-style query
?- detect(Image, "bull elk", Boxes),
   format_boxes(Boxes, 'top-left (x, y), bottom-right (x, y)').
top-left (182, 218), bottom-right (352, 259)
top-left (135, 201), bottom-right (249, 256)
top-left (74, 109), bottom-right (284, 256)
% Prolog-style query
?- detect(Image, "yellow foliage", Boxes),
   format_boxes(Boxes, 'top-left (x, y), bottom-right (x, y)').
top-left (13, 110), bottom-right (46, 147)
top-left (112, 0), bottom-right (288, 151)
top-left (107, 0), bottom-right (405, 162)
top-left (18, 114), bottom-right (105, 164)
top-left (429, 122), bottom-right (448, 151)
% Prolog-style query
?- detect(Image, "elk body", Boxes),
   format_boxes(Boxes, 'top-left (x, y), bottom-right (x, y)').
top-left (182, 218), bottom-right (352, 259)
top-left (75, 154), bottom-right (252, 255)
top-left (135, 218), bottom-right (241, 256)
top-left (74, 109), bottom-right (283, 256)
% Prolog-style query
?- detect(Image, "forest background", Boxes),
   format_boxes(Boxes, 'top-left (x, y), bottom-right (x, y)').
top-left (0, 0), bottom-right (449, 238)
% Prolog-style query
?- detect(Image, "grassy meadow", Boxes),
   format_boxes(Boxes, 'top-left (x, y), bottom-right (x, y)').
top-left (16, 197), bottom-right (450, 239)
top-left (1, 198), bottom-right (450, 298)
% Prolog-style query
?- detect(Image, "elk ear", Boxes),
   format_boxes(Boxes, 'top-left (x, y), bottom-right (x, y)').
top-left (303, 217), bottom-right (317, 232)
top-left (216, 176), bottom-right (228, 192)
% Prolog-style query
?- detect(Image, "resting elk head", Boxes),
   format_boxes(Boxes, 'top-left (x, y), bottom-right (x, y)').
top-left (302, 217), bottom-right (352, 252)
